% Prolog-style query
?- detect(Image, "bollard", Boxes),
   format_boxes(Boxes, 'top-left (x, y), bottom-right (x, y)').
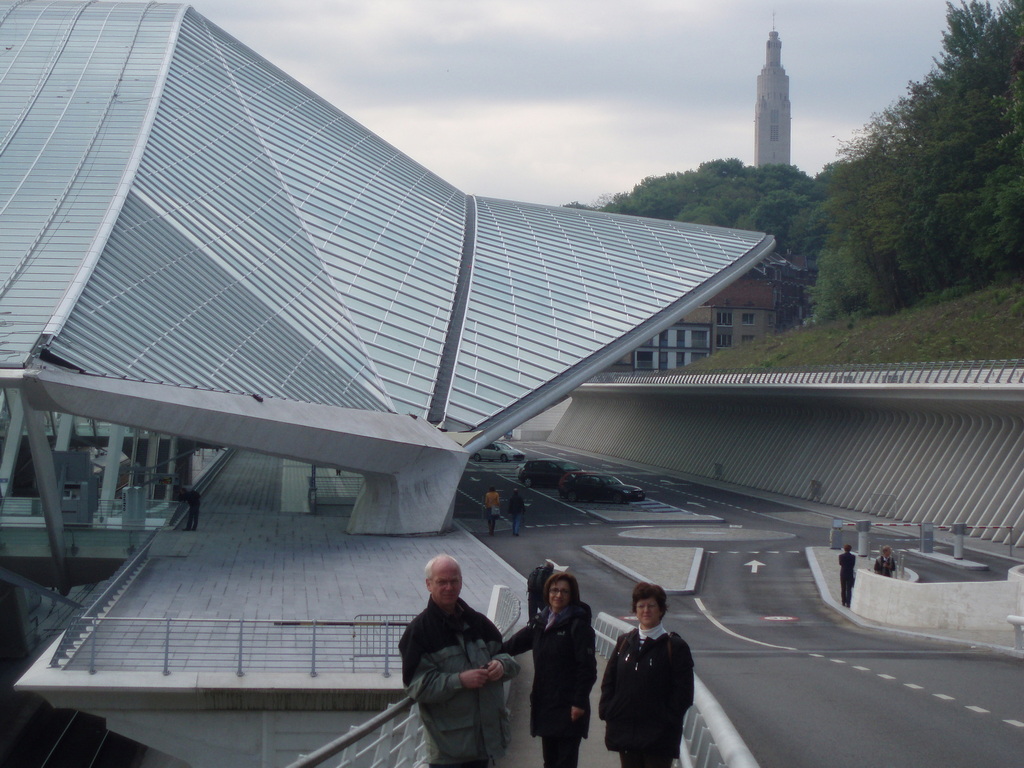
top-left (830, 519), bottom-right (843, 550)
top-left (952, 523), bottom-right (966, 560)
top-left (920, 522), bottom-right (934, 554)
top-left (856, 520), bottom-right (870, 558)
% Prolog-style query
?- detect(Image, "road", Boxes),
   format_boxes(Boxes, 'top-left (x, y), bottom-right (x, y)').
top-left (458, 442), bottom-right (1024, 768)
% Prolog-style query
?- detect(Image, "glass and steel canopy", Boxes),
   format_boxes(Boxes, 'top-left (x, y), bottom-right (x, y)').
top-left (0, 0), bottom-right (773, 435)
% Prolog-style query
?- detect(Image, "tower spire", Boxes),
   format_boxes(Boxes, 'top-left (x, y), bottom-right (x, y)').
top-left (754, 28), bottom-right (791, 167)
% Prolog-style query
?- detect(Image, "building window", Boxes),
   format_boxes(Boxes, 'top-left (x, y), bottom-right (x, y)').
top-left (691, 330), bottom-right (708, 346)
top-left (690, 352), bottom-right (707, 362)
top-left (659, 331), bottom-right (670, 347)
top-left (676, 352), bottom-right (687, 366)
top-left (635, 351), bottom-right (654, 369)
top-left (770, 125), bottom-right (779, 142)
top-left (767, 313), bottom-right (775, 326)
top-left (742, 313), bottom-right (755, 325)
top-left (716, 334), bottom-right (732, 348)
top-left (716, 311), bottom-right (732, 326)
top-left (659, 352), bottom-right (669, 369)
top-left (741, 335), bottom-right (756, 343)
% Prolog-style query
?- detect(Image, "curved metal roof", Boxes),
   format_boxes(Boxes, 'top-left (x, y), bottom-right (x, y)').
top-left (0, 0), bottom-right (772, 432)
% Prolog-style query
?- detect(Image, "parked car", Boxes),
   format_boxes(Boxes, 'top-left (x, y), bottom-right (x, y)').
top-left (517, 459), bottom-right (581, 488)
top-left (557, 471), bottom-right (645, 503)
top-left (471, 442), bottom-right (525, 462)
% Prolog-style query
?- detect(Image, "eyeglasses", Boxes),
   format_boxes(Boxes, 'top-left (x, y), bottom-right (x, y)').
top-left (548, 588), bottom-right (570, 595)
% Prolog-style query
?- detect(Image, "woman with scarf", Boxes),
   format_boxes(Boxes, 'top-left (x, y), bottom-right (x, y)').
top-left (503, 571), bottom-right (597, 768)
top-left (599, 582), bottom-right (694, 768)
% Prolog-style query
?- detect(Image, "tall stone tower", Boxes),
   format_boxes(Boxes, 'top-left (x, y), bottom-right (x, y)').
top-left (754, 29), bottom-right (791, 167)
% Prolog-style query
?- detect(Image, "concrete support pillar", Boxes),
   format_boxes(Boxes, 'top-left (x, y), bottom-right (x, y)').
top-left (23, 400), bottom-right (68, 593)
top-left (144, 431), bottom-right (160, 500)
top-left (0, 388), bottom-right (26, 499)
top-left (55, 412), bottom-right (73, 451)
top-left (101, 424), bottom-right (126, 509)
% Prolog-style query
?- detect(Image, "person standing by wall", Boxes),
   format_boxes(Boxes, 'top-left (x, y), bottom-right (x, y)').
top-left (600, 582), bottom-right (694, 768)
top-left (178, 486), bottom-right (201, 531)
top-left (874, 545), bottom-right (897, 577)
top-left (399, 554), bottom-right (519, 768)
top-left (503, 571), bottom-right (597, 768)
top-left (838, 543), bottom-right (856, 607)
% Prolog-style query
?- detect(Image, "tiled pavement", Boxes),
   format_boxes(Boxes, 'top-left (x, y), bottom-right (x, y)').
top-left (106, 451), bottom-right (525, 623)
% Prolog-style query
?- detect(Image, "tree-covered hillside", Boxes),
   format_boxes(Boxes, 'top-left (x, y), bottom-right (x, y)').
top-left (586, 0), bottom-right (1024, 333)
top-left (599, 159), bottom-right (828, 261)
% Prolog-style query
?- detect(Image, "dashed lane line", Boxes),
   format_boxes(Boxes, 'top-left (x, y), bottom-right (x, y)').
top-left (811, 656), bottom-right (1020, 729)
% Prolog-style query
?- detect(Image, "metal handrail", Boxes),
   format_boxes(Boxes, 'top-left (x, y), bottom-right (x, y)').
top-left (283, 585), bottom-right (521, 768)
top-left (587, 359), bottom-right (1024, 387)
top-left (60, 616), bottom-right (411, 677)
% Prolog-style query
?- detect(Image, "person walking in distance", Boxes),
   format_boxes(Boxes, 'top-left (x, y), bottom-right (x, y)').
top-left (508, 489), bottom-right (526, 536)
top-left (483, 486), bottom-right (500, 536)
top-left (178, 486), bottom-right (201, 531)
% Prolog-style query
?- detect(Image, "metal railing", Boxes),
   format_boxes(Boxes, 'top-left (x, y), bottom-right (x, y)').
top-left (58, 616), bottom-right (411, 677)
top-left (588, 359), bottom-right (1024, 387)
top-left (285, 603), bottom-right (760, 768)
top-left (284, 585), bottom-right (521, 768)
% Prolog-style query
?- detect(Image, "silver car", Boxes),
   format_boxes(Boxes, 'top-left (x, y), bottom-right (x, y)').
top-left (472, 442), bottom-right (525, 462)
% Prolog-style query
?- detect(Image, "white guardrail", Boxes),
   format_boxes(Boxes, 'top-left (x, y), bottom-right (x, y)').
top-left (283, 600), bottom-right (759, 768)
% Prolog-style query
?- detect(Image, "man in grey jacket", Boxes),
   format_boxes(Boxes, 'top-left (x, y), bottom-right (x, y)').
top-left (399, 554), bottom-right (519, 768)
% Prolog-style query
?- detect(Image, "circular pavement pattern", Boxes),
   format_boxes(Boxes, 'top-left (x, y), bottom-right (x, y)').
top-left (617, 526), bottom-right (796, 542)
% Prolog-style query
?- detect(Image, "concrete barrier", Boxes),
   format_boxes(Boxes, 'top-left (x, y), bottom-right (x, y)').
top-left (853, 569), bottom-right (1023, 630)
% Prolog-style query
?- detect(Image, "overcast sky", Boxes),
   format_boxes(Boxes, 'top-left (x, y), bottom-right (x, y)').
top-left (196, 0), bottom-right (952, 206)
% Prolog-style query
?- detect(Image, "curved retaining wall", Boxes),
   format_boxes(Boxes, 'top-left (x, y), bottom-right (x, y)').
top-left (550, 386), bottom-right (1024, 548)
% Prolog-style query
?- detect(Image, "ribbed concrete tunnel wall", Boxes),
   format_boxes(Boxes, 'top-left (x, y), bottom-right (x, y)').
top-left (549, 387), bottom-right (1024, 548)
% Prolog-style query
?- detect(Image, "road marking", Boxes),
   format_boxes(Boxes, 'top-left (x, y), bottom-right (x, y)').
top-left (745, 559), bottom-right (765, 573)
top-left (1004, 720), bottom-right (1024, 727)
top-left (878, 674), bottom-right (896, 680)
top-left (934, 694), bottom-right (955, 701)
top-left (853, 666), bottom-right (871, 671)
top-left (830, 659), bottom-right (846, 664)
top-left (966, 706), bottom-right (990, 714)
top-left (693, 598), bottom-right (797, 651)
top-left (904, 684), bottom-right (923, 690)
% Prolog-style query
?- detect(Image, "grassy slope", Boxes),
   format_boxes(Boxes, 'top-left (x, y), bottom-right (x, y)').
top-left (686, 282), bottom-right (1024, 371)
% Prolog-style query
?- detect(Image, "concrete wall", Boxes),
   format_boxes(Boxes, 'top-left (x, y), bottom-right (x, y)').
top-left (550, 385), bottom-right (1024, 548)
top-left (851, 569), bottom-right (1023, 630)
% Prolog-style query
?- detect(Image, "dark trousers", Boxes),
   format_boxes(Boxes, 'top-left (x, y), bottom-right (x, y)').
top-left (840, 575), bottom-right (854, 606)
top-left (185, 505), bottom-right (199, 531)
top-left (542, 735), bottom-right (582, 768)
top-left (618, 751), bottom-right (674, 768)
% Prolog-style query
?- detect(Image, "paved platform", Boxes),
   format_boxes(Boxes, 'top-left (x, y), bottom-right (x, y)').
top-left (108, 452), bottom-right (524, 624)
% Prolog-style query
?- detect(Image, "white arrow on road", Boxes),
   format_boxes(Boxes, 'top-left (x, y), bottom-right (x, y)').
top-left (745, 560), bottom-right (766, 574)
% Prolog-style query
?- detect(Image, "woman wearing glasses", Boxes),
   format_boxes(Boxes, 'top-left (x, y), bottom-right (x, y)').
top-left (503, 571), bottom-right (598, 768)
top-left (599, 582), bottom-right (694, 768)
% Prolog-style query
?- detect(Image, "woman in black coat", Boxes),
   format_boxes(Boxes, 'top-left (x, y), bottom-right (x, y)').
top-left (503, 570), bottom-right (598, 768)
top-left (599, 582), bottom-right (694, 768)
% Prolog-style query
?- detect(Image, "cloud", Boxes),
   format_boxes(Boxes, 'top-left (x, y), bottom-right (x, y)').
top-left (197, 0), bottom-right (953, 205)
